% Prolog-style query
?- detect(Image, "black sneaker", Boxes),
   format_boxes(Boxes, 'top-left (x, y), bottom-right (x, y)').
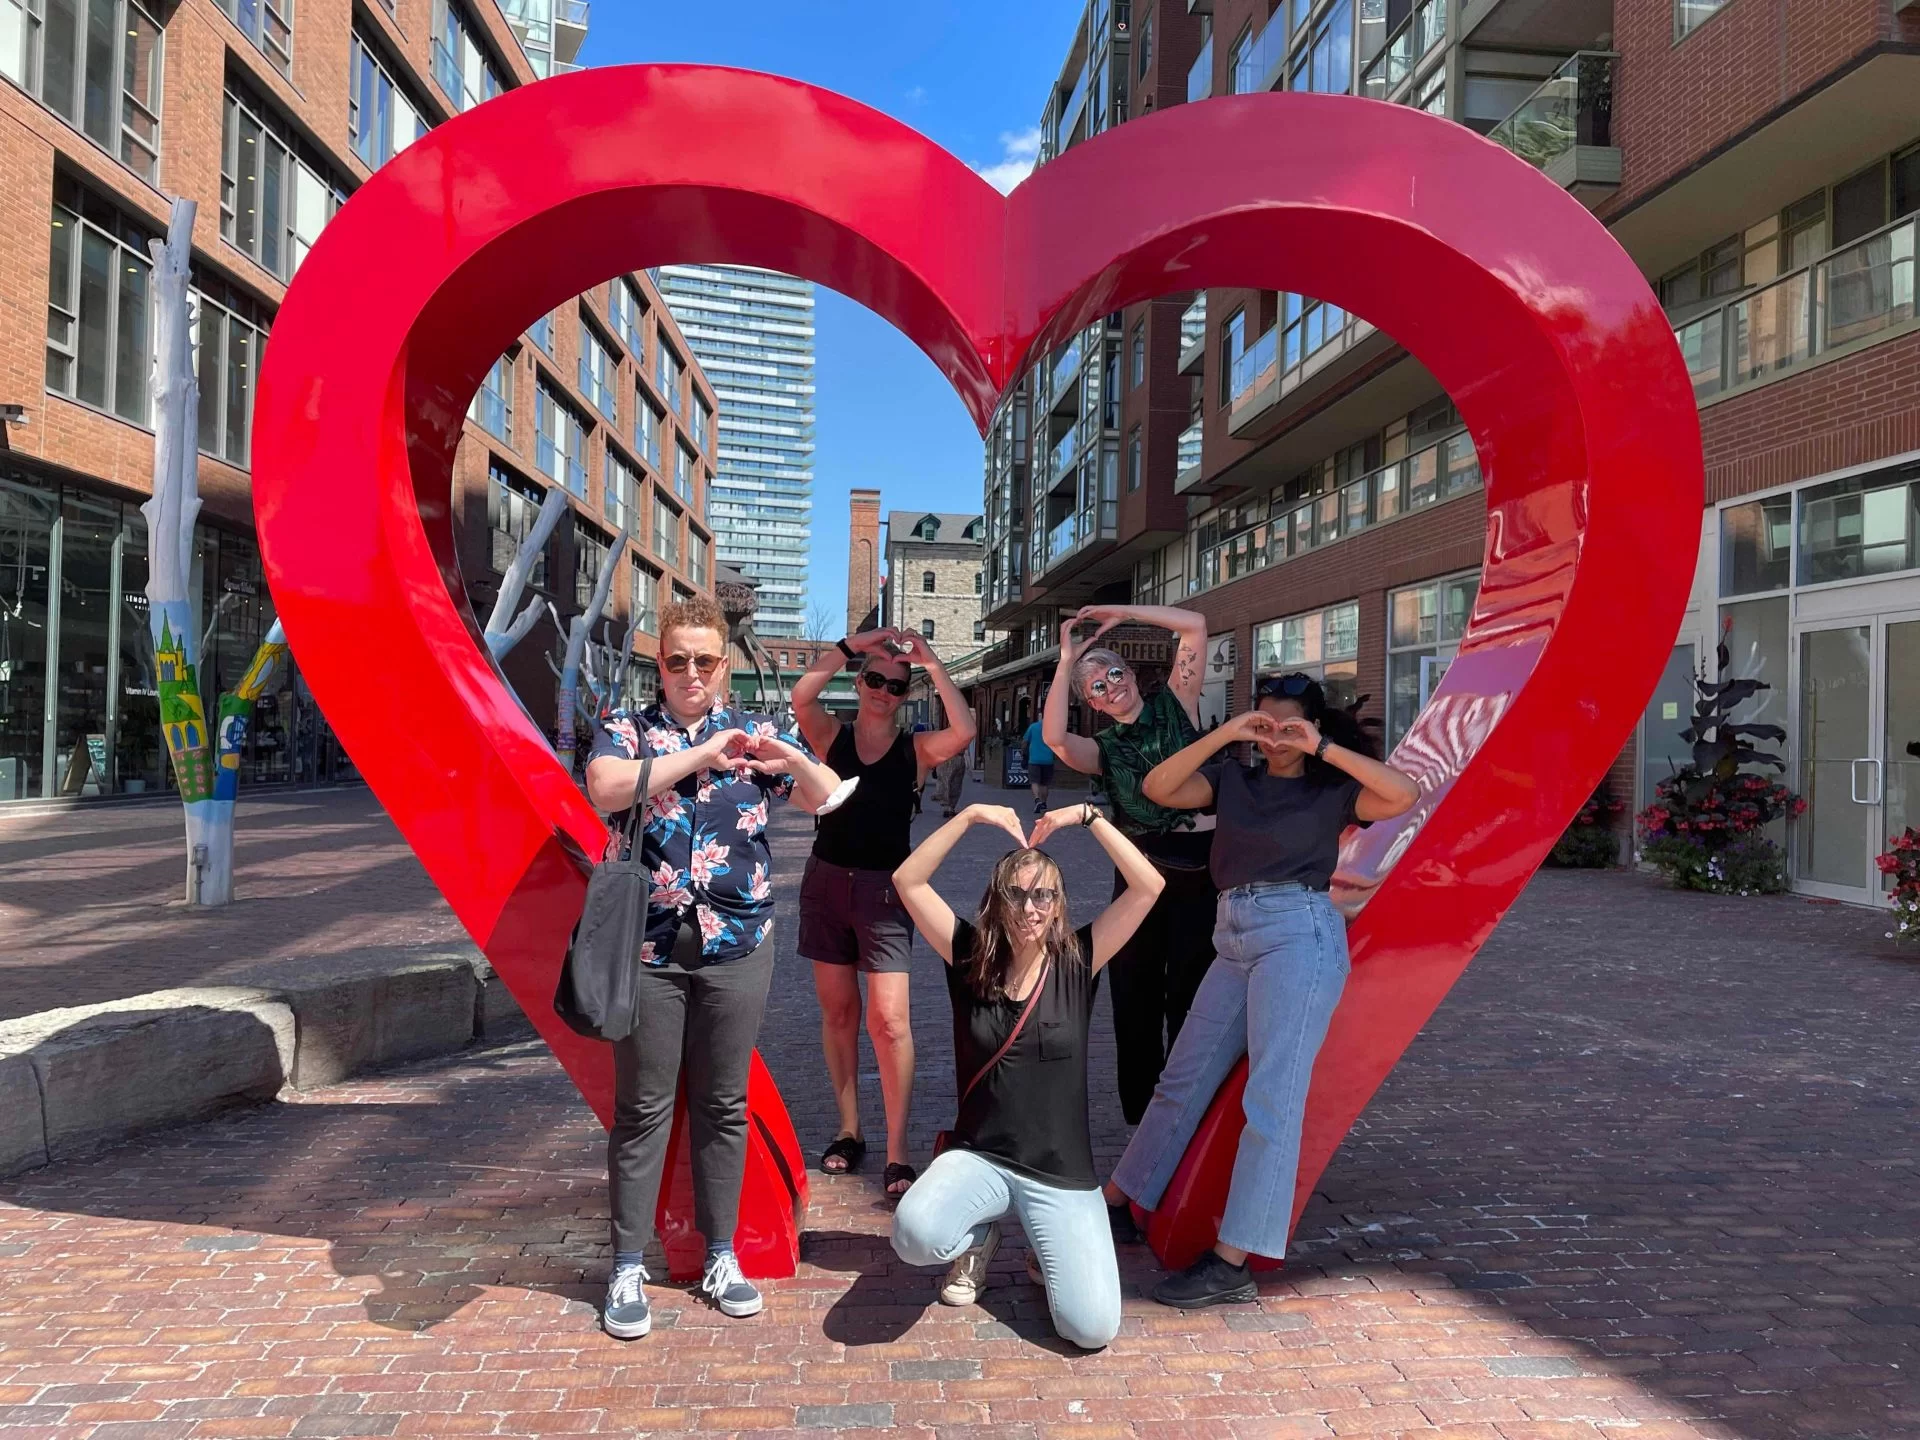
top-left (602, 1262), bottom-right (652, 1339)
top-left (1152, 1251), bottom-right (1257, 1309)
top-left (699, 1249), bottom-right (763, 1318)
top-left (1107, 1202), bottom-right (1142, 1245)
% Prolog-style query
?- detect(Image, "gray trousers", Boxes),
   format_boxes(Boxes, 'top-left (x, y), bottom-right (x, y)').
top-left (608, 933), bottom-right (775, 1255)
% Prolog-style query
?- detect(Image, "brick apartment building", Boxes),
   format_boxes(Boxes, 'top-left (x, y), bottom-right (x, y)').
top-left (974, 0), bottom-right (1920, 909)
top-left (0, 0), bottom-right (719, 805)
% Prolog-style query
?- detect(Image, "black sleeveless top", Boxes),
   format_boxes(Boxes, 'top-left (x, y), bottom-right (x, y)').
top-left (812, 726), bottom-right (918, 871)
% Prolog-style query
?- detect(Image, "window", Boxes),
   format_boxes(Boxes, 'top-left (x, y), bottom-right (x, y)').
top-left (194, 277), bottom-right (270, 466)
top-left (1227, 23), bottom-right (1255, 95)
top-left (5, 0), bottom-right (162, 180)
top-left (468, 351), bottom-right (512, 442)
top-left (921, 570), bottom-right (936, 593)
top-left (534, 382), bottom-right (586, 496)
top-left (915, 515), bottom-right (940, 540)
top-left (636, 396), bottom-right (661, 469)
top-left (215, 0), bottom-right (290, 74)
top-left (1675, 0), bottom-right (1729, 41)
top-left (1797, 465), bottom-right (1919, 586)
top-left (1658, 235), bottom-right (1742, 314)
top-left (1219, 308), bottom-right (1246, 407)
top-left (921, 619), bottom-right (936, 639)
top-left (1130, 322), bottom-right (1145, 388)
top-left (1282, 289), bottom-right (1345, 373)
top-left (488, 463), bottom-right (550, 588)
top-left (1719, 494), bottom-right (1792, 596)
top-left (692, 395), bottom-right (711, 452)
top-left (528, 312), bottom-right (553, 353)
top-left (630, 556), bottom-right (659, 633)
top-left (221, 88), bottom-right (346, 280)
top-left (1385, 573), bottom-right (1479, 747)
top-left (655, 337), bottom-right (681, 416)
top-left (349, 31), bottom-right (429, 169)
top-left (974, 570), bottom-right (983, 594)
top-left (603, 448), bottom-right (637, 533)
top-left (673, 443), bottom-right (696, 503)
top-left (974, 620), bottom-right (986, 641)
top-left (609, 279), bottom-right (644, 354)
top-left (1253, 600), bottom-right (1361, 711)
top-left (652, 493), bottom-right (680, 569)
top-left (579, 317), bottom-right (616, 420)
top-left (574, 519), bottom-right (610, 611)
top-left (47, 176), bottom-right (154, 425)
top-left (1138, 9), bottom-right (1151, 76)
top-left (1126, 426), bottom-right (1142, 492)
top-left (432, 0), bottom-right (504, 112)
top-left (1291, 0), bottom-right (1354, 96)
top-left (688, 530), bottom-right (708, 588)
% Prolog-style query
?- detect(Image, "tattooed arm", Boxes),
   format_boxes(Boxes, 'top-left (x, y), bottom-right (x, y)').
top-left (1071, 604), bottom-right (1208, 726)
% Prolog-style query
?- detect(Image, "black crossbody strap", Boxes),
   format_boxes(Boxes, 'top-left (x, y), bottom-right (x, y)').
top-left (956, 954), bottom-right (1052, 1110)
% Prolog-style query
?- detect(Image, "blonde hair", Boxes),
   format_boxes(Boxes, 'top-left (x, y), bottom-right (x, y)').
top-left (1071, 647), bottom-right (1128, 700)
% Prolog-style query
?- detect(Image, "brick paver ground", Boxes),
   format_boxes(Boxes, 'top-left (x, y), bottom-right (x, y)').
top-left (1, 780), bottom-right (1915, 1438)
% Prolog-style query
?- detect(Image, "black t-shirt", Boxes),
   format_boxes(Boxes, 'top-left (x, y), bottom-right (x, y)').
top-left (1200, 759), bottom-right (1363, 892)
top-left (944, 918), bottom-right (1100, 1190)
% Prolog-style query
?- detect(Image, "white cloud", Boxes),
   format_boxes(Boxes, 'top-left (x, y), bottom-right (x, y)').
top-left (904, 85), bottom-right (927, 105)
top-left (971, 126), bottom-right (1042, 194)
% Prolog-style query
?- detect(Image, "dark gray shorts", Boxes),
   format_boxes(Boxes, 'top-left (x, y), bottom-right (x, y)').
top-left (798, 855), bottom-right (915, 974)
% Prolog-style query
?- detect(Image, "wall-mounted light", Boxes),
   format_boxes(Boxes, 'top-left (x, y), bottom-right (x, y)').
top-left (0, 405), bottom-right (28, 428)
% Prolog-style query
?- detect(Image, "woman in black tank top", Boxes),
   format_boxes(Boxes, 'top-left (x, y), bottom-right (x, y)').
top-left (791, 628), bottom-right (977, 1198)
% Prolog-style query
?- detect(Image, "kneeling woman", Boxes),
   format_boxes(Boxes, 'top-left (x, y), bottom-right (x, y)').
top-left (1114, 675), bottom-right (1420, 1308)
top-left (889, 801), bottom-right (1165, 1350)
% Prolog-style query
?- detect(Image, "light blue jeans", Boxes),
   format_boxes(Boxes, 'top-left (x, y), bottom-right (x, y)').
top-left (1111, 883), bottom-right (1349, 1260)
top-left (891, 1148), bottom-right (1121, 1350)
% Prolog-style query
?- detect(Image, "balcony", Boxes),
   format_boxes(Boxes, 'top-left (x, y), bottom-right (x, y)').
top-left (1177, 294), bottom-right (1208, 375)
top-left (554, 0), bottom-right (588, 65)
top-left (1675, 215), bottom-right (1919, 403)
top-left (1359, 0), bottom-right (1446, 102)
top-left (1048, 425), bottom-right (1080, 487)
top-left (1188, 33), bottom-right (1213, 104)
top-left (1487, 53), bottom-right (1619, 204)
top-left (1228, 301), bottom-right (1382, 441)
top-left (1245, 7), bottom-right (1289, 94)
top-left (1460, 0), bottom-right (1614, 53)
top-left (1190, 430), bottom-right (1482, 595)
top-left (1175, 420), bottom-right (1205, 493)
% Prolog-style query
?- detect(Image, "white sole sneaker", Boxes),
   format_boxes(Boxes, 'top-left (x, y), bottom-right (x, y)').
top-left (939, 1223), bottom-right (1002, 1306)
top-left (601, 1308), bottom-right (652, 1340)
top-left (711, 1289), bottom-right (763, 1318)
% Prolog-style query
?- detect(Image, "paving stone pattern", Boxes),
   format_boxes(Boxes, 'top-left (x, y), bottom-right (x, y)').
top-left (0, 782), bottom-right (1916, 1437)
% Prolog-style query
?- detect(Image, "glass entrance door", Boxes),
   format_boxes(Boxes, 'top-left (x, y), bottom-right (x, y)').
top-left (1794, 620), bottom-right (1902, 904)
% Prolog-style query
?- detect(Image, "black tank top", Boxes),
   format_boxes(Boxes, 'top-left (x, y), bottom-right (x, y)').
top-left (813, 726), bottom-right (918, 871)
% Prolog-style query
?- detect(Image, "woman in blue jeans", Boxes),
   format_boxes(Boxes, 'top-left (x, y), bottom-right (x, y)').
top-left (889, 800), bottom-right (1165, 1349)
top-left (1115, 673), bottom-right (1419, 1308)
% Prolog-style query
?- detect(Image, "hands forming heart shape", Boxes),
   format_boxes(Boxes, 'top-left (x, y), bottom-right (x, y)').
top-left (703, 727), bottom-right (804, 777)
top-left (253, 66), bottom-right (1701, 1276)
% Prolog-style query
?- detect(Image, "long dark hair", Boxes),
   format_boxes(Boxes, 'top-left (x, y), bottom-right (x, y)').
top-left (1257, 673), bottom-right (1380, 783)
top-left (965, 849), bottom-right (1084, 1001)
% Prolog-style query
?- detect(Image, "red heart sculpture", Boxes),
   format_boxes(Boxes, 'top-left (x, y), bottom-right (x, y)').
top-left (252, 67), bottom-right (1701, 1279)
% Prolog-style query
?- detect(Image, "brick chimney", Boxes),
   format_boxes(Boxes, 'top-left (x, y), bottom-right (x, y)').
top-left (847, 488), bottom-right (881, 634)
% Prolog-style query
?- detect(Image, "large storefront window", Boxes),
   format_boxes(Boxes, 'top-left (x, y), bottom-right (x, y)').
top-left (0, 464), bottom-right (353, 801)
top-left (1252, 600), bottom-right (1359, 710)
top-left (1386, 570), bottom-right (1479, 747)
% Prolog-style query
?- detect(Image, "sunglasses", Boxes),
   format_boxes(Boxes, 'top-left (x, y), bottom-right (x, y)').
top-left (1086, 665), bottom-right (1128, 697)
top-left (663, 652), bottom-right (724, 677)
top-left (1256, 672), bottom-right (1315, 700)
top-left (1005, 884), bottom-right (1060, 909)
top-left (860, 670), bottom-right (910, 697)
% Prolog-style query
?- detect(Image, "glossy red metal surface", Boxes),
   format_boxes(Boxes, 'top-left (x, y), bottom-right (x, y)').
top-left (252, 66), bottom-right (1701, 1277)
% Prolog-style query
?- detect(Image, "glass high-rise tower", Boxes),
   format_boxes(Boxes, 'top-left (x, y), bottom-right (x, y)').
top-left (653, 265), bottom-right (816, 638)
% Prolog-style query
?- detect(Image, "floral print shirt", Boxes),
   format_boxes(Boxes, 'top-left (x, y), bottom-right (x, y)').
top-left (589, 700), bottom-right (807, 966)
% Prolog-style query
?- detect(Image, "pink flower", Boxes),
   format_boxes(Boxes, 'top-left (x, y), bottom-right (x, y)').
top-left (639, 941), bottom-right (658, 965)
top-left (736, 798), bottom-right (768, 835)
top-left (645, 790), bottom-right (685, 825)
top-left (645, 725), bottom-right (688, 755)
top-left (650, 863), bottom-right (691, 910)
top-left (696, 905), bottom-right (727, 943)
top-left (747, 862), bottom-right (770, 901)
top-left (605, 717), bottom-right (641, 757)
top-left (688, 836), bottom-right (731, 886)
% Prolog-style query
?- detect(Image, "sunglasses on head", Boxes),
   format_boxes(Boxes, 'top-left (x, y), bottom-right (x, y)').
top-left (1257, 672), bottom-right (1315, 700)
top-left (1005, 884), bottom-right (1059, 909)
top-left (1086, 665), bottom-right (1128, 697)
top-left (664, 652), bottom-right (724, 677)
top-left (860, 670), bottom-right (910, 697)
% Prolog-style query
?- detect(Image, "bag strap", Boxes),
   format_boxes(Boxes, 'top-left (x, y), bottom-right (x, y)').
top-left (618, 754), bottom-right (654, 858)
top-left (956, 953), bottom-right (1053, 1111)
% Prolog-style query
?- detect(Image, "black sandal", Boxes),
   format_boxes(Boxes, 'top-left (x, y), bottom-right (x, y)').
top-left (820, 1135), bottom-right (866, 1175)
top-left (883, 1162), bottom-right (918, 1199)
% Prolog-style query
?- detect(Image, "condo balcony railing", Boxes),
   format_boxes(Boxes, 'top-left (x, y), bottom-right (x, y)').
top-left (1675, 214), bottom-right (1918, 401)
top-left (1487, 52), bottom-right (1615, 170)
top-left (1045, 512), bottom-right (1080, 566)
top-left (1180, 294), bottom-right (1208, 351)
top-left (1188, 32), bottom-right (1214, 104)
top-left (1360, 0), bottom-right (1446, 102)
top-left (1230, 325), bottom-right (1278, 404)
top-left (1176, 420), bottom-right (1204, 476)
top-left (556, 0), bottom-right (589, 23)
top-left (1236, 7), bottom-right (1287, 94)
top-left (1050, 337), bottom-right (1083, 397)
top-left (1050, 424), bottom-right (1079, 482)
top-left (1190, 429), bottom-right (1480, 594)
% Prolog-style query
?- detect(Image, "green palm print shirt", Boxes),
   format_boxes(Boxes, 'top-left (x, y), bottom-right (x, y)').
top-left (1093, 687), bottom-right (1202, 840)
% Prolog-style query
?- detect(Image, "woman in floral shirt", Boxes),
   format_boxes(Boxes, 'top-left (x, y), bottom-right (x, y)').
top-left (584, 595), bottom-right (842, 1340)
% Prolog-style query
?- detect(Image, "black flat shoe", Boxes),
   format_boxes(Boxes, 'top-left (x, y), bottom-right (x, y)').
top-left (883, 1162), bottom-right (918, 1200)
top-left (1152, 1251), bottom-right (1258, 1309)
top-left (820, 1135), bottom-right (866, 1174)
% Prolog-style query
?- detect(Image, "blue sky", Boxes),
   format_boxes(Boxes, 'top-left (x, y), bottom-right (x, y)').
top-left (580, 3), bottom-right (1080, 634)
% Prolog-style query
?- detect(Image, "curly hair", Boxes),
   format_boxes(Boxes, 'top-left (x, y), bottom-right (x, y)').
top-left (659, 593), bottom-right (728, 649)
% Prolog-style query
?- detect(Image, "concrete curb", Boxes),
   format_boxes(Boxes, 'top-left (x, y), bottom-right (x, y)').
top-left (0, 948), bottom-right (536, 1179)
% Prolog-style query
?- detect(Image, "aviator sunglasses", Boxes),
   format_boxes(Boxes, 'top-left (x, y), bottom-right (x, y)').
top-left (1005, 883), bottom-right (1060, 909)
top-left (1086, 665), bottom-right (1128, 697)
top-left (663, 652), bottom-right (724, 677)
top-left (860, 671), bottom-right (910, 697)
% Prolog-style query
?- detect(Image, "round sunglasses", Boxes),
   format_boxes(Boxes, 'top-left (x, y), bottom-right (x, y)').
top-left (1086, 665), bottom-right (1128, 697)
top-left (860, 670), bottom-right (909, 697)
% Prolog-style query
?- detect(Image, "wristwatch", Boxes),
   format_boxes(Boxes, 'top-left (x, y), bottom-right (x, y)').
top-left (1314, 735), bottom-right (1331, 760)
top-left (1080, 802), bottom-right (1098, 827)
top-left (835, 637), bottom-right (857, 665)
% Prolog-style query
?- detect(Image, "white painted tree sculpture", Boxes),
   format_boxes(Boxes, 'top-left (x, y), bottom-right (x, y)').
top-left (142, 199), bottom-right (290, 905)
top-left (481, 485), bottom-right (568, 661)
top-left (550, 523), bottom-right (629, 771)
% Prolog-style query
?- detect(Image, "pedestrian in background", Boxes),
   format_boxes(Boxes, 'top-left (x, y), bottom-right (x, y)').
top-left (1022, 704), bottom-right (1055, 817)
